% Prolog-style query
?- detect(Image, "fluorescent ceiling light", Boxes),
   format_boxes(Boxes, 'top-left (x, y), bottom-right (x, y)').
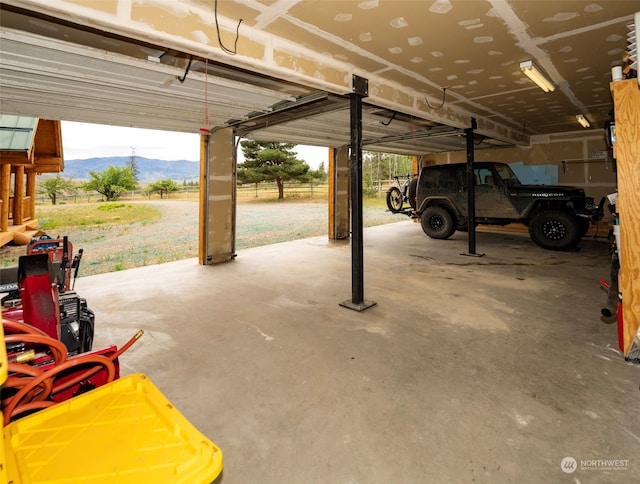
top-left (520, 60), bottom-right (555, 92)
top-left (576, 114), bottom-right (590, 128)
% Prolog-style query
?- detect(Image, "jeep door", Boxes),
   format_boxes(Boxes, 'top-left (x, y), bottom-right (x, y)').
top-left (473, 166), bottom-right (519, 219)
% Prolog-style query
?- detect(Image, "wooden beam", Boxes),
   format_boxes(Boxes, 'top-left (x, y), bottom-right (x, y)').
top-left (198, 132), bottom-right (207, 265)
top-left (0, 164), bottom-right (11, 232)
top-left (611, 79), bottom-right (640, 357)
top-left (34, 155), bottom-right (63, 170)
top-left (13, 165), bottom-right (25, 225)
top-left (328, 147), bottom-right (336, 239)
top-left (35, 167), bottom-right (64, 174)
top-left (0, 153), bottom-right (35, 165)
top-left (26, 170), bottom-right (36, 220)
top-left (34, 119), bottom-right (63, 157)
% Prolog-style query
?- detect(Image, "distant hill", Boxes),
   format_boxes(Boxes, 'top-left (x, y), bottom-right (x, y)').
top-left (62, 156), bottom-right (199, 182)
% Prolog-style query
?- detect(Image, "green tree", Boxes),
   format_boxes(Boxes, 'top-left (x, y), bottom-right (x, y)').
top-left (37, 175), bottom-right (77, 205)
top-left (238, 140), bottom-right (310, 200)
top-left (82, 166), bottom-right (137, 201)
top-left (145, 179), bottom-right (180, 199)
top-left (311, 161), bottom-right (328, 182)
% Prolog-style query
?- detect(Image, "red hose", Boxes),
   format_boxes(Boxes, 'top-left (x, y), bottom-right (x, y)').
top-left (2, 321), bottom-right (143, 424)
top-left (3, 363), bottom-right (53, 404)
top-left (3, 334), bottom-right (67, 366)
top-left (7, 400), bottom-right (57, 421)
top-left (109, 330), bottom-right (144, 361)
top-left (52, 330), bottom-right (143, 394)
top-left (3, 318), bottom-right (49, 337)
top-left (3, 354), bottom-right (116, 426)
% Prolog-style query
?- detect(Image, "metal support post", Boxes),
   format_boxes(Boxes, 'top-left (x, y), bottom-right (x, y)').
top-left (340, 75), bottom-right (377, 312)
top-left (462, 117), bottom-right (484, 258)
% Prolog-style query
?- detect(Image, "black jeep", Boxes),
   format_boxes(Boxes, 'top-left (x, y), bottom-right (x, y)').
top-left (414, 161), bottom-right (603, 251)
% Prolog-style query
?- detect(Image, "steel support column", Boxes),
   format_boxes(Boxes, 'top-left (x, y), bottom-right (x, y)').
top-left (340, 75), bottom-right (376, 312)
top-left (462, 117), bottom-right (484, 258)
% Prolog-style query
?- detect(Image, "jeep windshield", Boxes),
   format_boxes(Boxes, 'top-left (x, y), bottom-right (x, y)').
top-left (495, 164), bottom-right (521, 186)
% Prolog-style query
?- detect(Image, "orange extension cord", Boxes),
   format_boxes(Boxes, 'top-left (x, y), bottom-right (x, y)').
top-left (2, 318), bottom-right (143, 425)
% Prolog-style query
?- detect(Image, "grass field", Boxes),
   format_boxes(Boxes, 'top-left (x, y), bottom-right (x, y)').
top-left (37, 202), bottom-right (162, 230)
top-left (0, 197), bottom-right (404, 276)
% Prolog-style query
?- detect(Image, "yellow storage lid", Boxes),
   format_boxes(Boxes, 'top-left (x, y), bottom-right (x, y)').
top-left (3, 373), bottom-right (223, 483)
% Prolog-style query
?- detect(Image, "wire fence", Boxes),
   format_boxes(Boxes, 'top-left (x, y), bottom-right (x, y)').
top-left (38, 180), bottom-right (402, 205)
top-left (237, 182), bottom-right (328, 200)
top-left (37, 187), bottom-right (201, 205)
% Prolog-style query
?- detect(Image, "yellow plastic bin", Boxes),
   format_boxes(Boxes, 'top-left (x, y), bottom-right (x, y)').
top-left (2, 373), bottom-right (223, 483)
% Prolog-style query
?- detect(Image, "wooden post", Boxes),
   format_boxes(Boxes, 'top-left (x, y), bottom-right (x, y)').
top-left (1, 164), bottom-right (11, 231)
top-left (13, 165), bottom-right (25, 225)
top-left (198, 132), bottom-right (208, 265)
top-left (328, 147), bottom-right (335, 238)
top-left (611, 79), bottom-right (640, 357)
top-left (26, 170), bottom-right (36, 220)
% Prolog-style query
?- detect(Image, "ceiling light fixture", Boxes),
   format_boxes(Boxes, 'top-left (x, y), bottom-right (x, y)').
top-left (576, 114), bottom-right (590, 128)
top-left (519, 60), bottom-right (555, 92)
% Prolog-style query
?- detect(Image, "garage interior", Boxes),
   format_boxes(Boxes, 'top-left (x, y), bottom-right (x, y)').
top-left (1, 0), bottom-right (639, 482)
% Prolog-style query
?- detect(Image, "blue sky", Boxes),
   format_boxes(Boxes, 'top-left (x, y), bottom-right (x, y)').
top-left (61, 121), bottom-right (328, 169)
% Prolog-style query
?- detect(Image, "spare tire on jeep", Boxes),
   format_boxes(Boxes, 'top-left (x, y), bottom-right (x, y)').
top-left (407, 178), bottom-right (417, 209)
top-left (528, 209), bottom-right (580, 251)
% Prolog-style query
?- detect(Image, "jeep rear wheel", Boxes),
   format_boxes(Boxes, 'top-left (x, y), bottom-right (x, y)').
top-left (528, 209), bottom-right (580, 250)
top-left (420, 206), bottom-right (456, 239)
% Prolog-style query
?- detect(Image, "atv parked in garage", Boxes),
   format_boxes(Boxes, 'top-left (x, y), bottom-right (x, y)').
top-left (414, 161), bottom-right (604, 251)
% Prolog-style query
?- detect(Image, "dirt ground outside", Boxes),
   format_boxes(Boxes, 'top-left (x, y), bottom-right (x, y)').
top-left (1, 200), bottom-right (405, 277)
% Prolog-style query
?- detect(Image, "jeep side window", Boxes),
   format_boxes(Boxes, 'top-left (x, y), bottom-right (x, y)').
top-left (495, 164), bottom-right (521, 186)
top-left (432, 169), bottom-right (457, 189)
top-left (475, 168), bottom-right (494, 186)
top-left (424, 170), bottom-right (442, 188)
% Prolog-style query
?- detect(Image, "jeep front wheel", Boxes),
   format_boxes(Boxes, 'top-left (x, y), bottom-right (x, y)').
top-left (528, 209), bottom-right (580, 250)
top-left (420, 206), bottom-right (456, 239)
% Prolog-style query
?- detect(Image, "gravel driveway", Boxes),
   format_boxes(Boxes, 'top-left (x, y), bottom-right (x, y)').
top-left (2, 200), bottom-right (403, 276)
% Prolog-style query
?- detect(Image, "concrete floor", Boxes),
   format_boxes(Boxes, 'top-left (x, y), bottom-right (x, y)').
top-left (75, 221), bottom-right (639, 483)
